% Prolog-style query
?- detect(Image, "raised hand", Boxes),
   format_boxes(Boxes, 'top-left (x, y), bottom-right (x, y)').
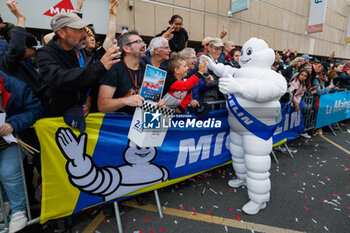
top-left (100, 44), bottom-right (121, 70)
top-left (6, 0), bottom-right (26, 27)
top-left (198, 58), bottom-right (207, 74)
top-left (110, 0), bottom-right (119, 15)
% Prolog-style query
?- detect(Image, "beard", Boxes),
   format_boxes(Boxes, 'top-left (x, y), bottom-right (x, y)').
top-left (67, 37), bottom-right (86, 51)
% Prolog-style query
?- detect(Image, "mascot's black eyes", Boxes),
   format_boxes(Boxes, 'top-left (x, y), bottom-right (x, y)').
top-left (246, 47), bottom-right (253, 56)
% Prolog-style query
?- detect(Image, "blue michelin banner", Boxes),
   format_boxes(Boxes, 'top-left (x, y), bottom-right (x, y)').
top-left (273, 103), bottom-right (305, 144)
top-left (315, 91), bottom-right (350, 129)
top-left (35, 106), bottom-right (303, 223)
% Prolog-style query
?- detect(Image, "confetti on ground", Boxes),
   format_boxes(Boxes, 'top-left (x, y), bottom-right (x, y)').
top-left (202, 188), bottom-right (206, 195)
top-left (312, 218), bottom-right (317, 223)
top-left (179, 205), bottom-right (183, 210)
top-left (192, 207), bottom-right (195, 211)
top-left (324, 226), bottom-right (329, 231)
top-left (209, 188), bottom-right (218, 194)
top-left (103, 219), bottom-right (110, 223)
top-left (251, 230), bottom-right (255, 233)
top-left (295, 218), bottom-right (299, 222)
top-left (297, 190), bottom-right (304, 193)
top-left (304, 206), bottom-right (310, 211)
top-left (207, 211), bottom-right (210, 215)
top-left (179, 193), bottom-right (183, 196)
top-left (305, 194), bottom-right (308, 198)
top-left (224, 226), bottom-right (228, 232)
top-left (144, 217), bottom-right (149, 222)
top-left (164, 202), bottom-right (168, 206)
top-left (133, 219), bottom-right (136, 222)
top-left (229, 208), bottom-right (233, 211)
top-left (234, 213), bottom-right (241, 222)
top-left (160, 226), bottom-right (163, 232)
top-left (334, 208), bottom-right (341, 211)
top-left (174, 220), bottom-right (177, 224)
top-left (318, 181), bottom-right (326, 185)
top-left (213, 205), bottom-right (219, 208)
top-left (229, 189), bottom-right (232, 193)
top-left (150, 229), bottom-right (153, 233)
top-left (236, 209), bottom-right (242, 212)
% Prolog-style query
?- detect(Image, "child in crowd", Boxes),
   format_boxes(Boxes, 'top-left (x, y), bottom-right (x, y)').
top-left (162, 57), bottom-right (211, 113)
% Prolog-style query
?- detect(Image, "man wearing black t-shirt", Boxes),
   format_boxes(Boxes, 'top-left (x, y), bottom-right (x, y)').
top-left (98, 31), bottom-right (146, 115)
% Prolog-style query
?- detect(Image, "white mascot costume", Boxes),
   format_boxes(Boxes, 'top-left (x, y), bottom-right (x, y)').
top-left (202, 38), bottom-right (287, 215)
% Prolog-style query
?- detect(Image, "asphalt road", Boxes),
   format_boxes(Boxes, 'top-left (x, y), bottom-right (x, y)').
top-left (20, 120), bottom-right (350, 233)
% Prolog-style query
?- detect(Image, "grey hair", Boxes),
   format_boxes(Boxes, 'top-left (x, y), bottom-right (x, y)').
top-left (178, 48), bottom-right (196, 59)
top-left (148, 37), bottom-right (168, 56)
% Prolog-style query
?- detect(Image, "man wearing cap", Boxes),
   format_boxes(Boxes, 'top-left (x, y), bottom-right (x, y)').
top-left (37, 12), bottom-right (121, 117)
top-left (0, 0), bottom-right (41, 93)
top-left (193, 38), bottom-right (225, 110)
top-left (196, 37), bottom-right (212, 59)
top-left (301, 54), bottom-right (313, 64)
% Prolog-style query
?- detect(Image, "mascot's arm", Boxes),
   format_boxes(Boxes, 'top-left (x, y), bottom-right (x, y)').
top-left (219, 74), bottom-right (287, 102)
top-left (200, 55), bottom-right (237, 78)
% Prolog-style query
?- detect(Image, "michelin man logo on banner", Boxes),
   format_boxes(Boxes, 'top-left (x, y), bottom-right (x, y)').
top-left (202, 37), bottom-right (287, 215)
top-left (56, 128), bottom-right (169, 201)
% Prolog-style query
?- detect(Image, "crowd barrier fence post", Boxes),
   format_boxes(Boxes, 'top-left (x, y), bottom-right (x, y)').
top-left (113, 201), bottom-right (123, 233)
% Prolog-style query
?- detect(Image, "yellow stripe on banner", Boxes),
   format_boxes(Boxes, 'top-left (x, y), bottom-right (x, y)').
top-left (35, 113), bottom-right (105, 224)
top-left (123, 199), bottom-right (305, 233)
top-left (273, 138), bottom-right (287, 147)
top-left (319, 135), bottom-right (350, 155)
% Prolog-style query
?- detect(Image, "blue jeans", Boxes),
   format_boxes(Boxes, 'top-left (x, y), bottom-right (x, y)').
top-left (0, 144), bottom-right (26, 213)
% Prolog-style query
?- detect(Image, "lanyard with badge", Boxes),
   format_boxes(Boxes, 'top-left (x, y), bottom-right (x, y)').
top-left (78, 51), bottom-right (91, 101)
top-left (123, 60), bottom-right (141, 97)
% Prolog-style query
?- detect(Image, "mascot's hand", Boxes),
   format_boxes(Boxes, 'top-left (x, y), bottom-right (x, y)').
top-left (219, 76), bottom-right (239, 94)
top-left (200, 55), bottom-right (235, 78)
top-left (57, 128), bottom-right (86, 164)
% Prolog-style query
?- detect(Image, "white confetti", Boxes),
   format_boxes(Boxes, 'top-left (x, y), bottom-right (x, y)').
top-left (200, 206), bottom-right (203, 209)
top-left (224, 226), bottom-right (228, 232)
top-left (179, 193), bottom-right (183, 196)
top-left (234, 189), bottom-right (237, 193)
top-left (209, 188), bottom-right (218, 194)
top-left (332, 199), bottom-right (340, 205)
top-left (202, 188), bottom-right (206, 195)
top-left (312, 218), bottom-right (317, 223)
top-left (295, 218), bottom-right (299, 222)
top-left (95, 231), bottom-right (101, 233)
top-left (213, 205), bottom-right (219, 208)
top-left (334, 208), bottom-right (341, 211)
top-left (311, 197), bottom-right (314, 201)
top-left (174, 220), bottom-right (178, 224)
top-left (282, 172), bottom-right (286, 176)
top-left (318, 181), bottom-right (326, 185)
top-left (219, 191), bottom-right (223, 195)
top-left (312, 185), bottom-right (316, 188)
top-left (236, 209), bottom-right (242, 212)
top-left (324, 226), bottom-right (329, 231)
top-left (163, 206), bottom-right (166, 210)
top-left (207, 181), bottom-right (210, 185)
top-left (251, 230), bottom-right (255, 233)
top-left (303, 182), bottom-right (306, 186)
top-left (133, 219), bottom-right (136, 222)
top-left (164, 202), bottom-right (168, 206)
top-left (297, 190), bottom-right (304, 193)
top-left (347, 194), bottom-right (350, 197)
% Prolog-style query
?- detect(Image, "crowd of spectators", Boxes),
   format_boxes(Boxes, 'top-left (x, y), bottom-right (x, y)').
top-left (1, 0), bottom-right (350, 231)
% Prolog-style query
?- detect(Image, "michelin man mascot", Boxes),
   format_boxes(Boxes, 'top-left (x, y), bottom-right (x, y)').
top-left (203, 38), bottom-right (287, 215)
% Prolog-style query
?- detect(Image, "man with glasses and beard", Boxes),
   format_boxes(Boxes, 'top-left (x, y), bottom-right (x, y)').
top-left (98, 31), bottom-right (148, 115)
top-left (36, 12), bottom-right (121, 117)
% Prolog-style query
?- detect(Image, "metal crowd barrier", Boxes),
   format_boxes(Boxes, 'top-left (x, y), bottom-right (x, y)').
top-left (0, 144), bottom-right (40, 233)
top-left (302, 94), bottom-right (318, 131)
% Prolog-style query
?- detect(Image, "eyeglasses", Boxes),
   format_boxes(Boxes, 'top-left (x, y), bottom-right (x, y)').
top-left (126, 39), bottom-right (145, 46)
top-left (158, 46), bottom-right (170, 50)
